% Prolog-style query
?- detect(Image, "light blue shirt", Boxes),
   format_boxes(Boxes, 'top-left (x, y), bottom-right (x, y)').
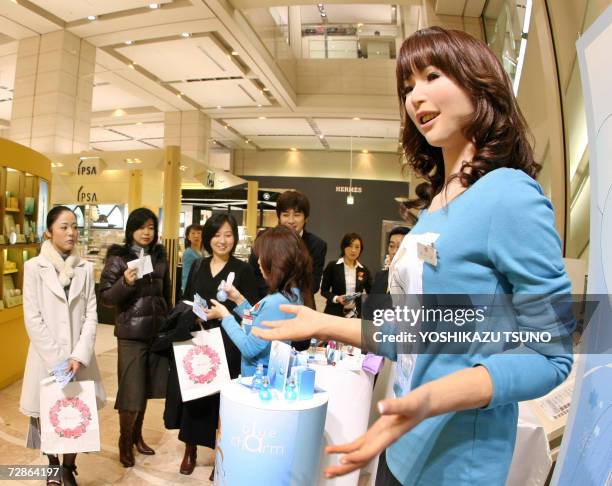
top-left (379, 169), bottom-right (574, 485)
top-left (221, 289), bottom-right (302, 377)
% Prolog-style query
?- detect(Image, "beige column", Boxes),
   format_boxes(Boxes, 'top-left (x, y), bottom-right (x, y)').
top-left (164, 111), bottom-right (211, 163)
top-left (246, 180), bottom-right (259, 238)
top-left (162, 145), bottom-right (181, 306)
top-left (10, 30), bottom-right (95, 153)
top-left (128, 169), bottom-right (143, 211)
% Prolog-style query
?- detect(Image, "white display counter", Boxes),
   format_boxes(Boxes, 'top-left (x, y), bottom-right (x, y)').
top-left (215, 381), bottom-right (328, 486)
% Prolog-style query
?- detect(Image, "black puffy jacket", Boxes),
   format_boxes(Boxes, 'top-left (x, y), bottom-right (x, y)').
top-left (99, 244), bottom-right (171, 340)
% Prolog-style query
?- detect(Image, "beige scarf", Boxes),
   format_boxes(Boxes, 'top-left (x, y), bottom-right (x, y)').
top-left (40, 240), bottom-right (80, 287)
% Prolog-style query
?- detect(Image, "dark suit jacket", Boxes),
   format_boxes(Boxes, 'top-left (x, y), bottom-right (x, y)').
top-left (321, 259), bottom-right (372, 317)
top-left (371, 269), bottom-right (389, 295)
top-left (248, 229), bottom-right (327, 300)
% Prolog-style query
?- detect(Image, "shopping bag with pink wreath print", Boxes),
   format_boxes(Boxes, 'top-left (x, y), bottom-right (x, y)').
top-left (173, 325), bottom-right (230, 401)
top-left (39, 379), bottom-right (100, 454)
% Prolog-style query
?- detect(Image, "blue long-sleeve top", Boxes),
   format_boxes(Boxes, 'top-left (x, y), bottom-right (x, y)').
top-left (376, 169), bottom-right (574, 485)
top-left (181, 247), bottom-right (202, 293)
top-left (221, 289), bottom-right (302, 377)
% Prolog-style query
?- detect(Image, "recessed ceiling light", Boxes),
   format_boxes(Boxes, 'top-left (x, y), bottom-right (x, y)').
top-left (128, 63), bottom-right (135, 69)
top-left (87, 15), bottom-right (96, 21)
top-left (362, 149), bottom-right (369, 154)
top-left (179, 165), bottom-right (187, 171)
top-left (224, 125), bottom-right (229, 129)
top-left (181, 32), bottom-right (191, 38)
top-left (112, 108), bottom-right (126, 117)
top-left (149, 3), bottom-right (160, 9)
top-left (262, 87), bottom-right (269, 92)
top-left (245, 140), bottom-right (250, 144)
top-left (319, 134), bottom-right (324, 139)
top-left (231, 51), bottom-right (239, 55)
top-left (125, 40), bottom-right (133, 45)
top-left (177, 93), bottom-right (182, 98)
top-left (357, 23), bottom-right (363, 27)
top-left (216, 105), bottom-right (222, 109)
top-left (258, 116), bottom-right (266, 120)
top-left (257, 104), bottom-right (262, 108)
top-left (290, 147), bottom-right (297, 151)
top-left (51, 162), bottom-right (63, 168)
top-left (136, 122), bottom-right (143, 125)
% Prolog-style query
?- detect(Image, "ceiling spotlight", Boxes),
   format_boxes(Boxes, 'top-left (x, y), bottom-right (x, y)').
top-left (181, 32), bottom-right (191, 38)
top-left (231, 51), bottom-right (239, 55)
top-left (318, 3), bottom-right (323, 8)
top-left (245, 140), bottom-right (250, 144)
top-left (346, 194), bottom-right (354, 205)
top-left (290, 147), bottom-right (297, 152)
top-left (136, 122), bottom-right (143, 125)
top-left (177, 93), bottom-right (182, 98)
top-left (179, 165), bottom-right (187, 171)
top-left (258, 116), bottom-right (266, 120)
top-left (353, 117), bottom-right (360, 120)
top-left (112, 108), bottom-right (126, 117)
top-left (392, 6), bottom-right (396, 10)
top-left (319, 134), bottom-right (324, 139)
top-left (257, 104), bottom-right (262, 108)
top-left (217, 105), bottom-right (222, 109)
top-left (129, 63), bottom-right (135, 69)
top-left (149, 3), bottom-right (160, 9)
top-left (125, 40), bottom-right (133, 45)
top-left (262, 87), bottom-right (269, 92)
top-left (362, 149), bottom-right (369, 154)
top-left (224, 125), bottom-right (229, 129)
top-left (87, 15), bottom-right (97, 21)
top-left (357, 23), bottom-right (363, 27)
top-left (51, 162), bottom-right (63, 168)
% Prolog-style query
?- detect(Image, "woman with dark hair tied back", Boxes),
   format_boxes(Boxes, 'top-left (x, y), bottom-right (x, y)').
top-left (99, 207), bottom-right (171, 468)
top-left (321, 232), bottom-right (372, 318)
top-left (20, 206), bottom-right (106, 486)
top-left (251, 26), bottom-right (574, 486)
top-left (162, 213), bottom-right (258, 478)
top-left (208, 225), bottom-right (312, 376)
top-left (181, 224), bottom-right (203, 295)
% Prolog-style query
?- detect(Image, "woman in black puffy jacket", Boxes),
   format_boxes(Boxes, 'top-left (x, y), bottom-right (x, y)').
top-left (99, 207), bottom-right (171, 468)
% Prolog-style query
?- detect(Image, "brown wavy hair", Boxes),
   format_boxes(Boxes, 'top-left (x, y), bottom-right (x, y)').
top-left (397, 26), bottom-right (540, 212)
top-left (253, 225), bottom-right (314, 308)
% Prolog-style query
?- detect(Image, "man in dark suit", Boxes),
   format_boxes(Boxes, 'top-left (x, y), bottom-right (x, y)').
top-left (249, 190), bottom-right (327, 301)
top-left (371, 226), bottom-right (410, 294)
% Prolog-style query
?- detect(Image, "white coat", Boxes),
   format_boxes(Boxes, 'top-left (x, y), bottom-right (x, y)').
top-left (19, 253), bottom-right (106, 417)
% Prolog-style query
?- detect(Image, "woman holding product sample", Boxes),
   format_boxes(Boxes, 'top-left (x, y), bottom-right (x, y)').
top-left (20, 206), bottom-right (106, 486)
top-left (162, 213), bottom-right (258, 477)
top-left (207, 225), bottom-right (313, 377)
top-left (253, 26), bottom-right (574, 486)
top-left (100, 207), bottom-right (171, 468)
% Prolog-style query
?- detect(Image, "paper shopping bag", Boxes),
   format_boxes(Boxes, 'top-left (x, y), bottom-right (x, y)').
top-left (39, 379), bottom-right (100, 454)
top-left (173, 326), bottom-right (231, 401)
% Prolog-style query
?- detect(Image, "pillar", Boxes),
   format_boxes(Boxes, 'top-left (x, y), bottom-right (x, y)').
top-left (162, 145), bottom-right (181, 306)
top-left (164, 110), bottom-right (211, 163)
top-left (9, 30), bottom-right (95, 153)
top-left (246, 180), bottom-right (259, 238)
top-left (128, 169), bottom-right (143, 211)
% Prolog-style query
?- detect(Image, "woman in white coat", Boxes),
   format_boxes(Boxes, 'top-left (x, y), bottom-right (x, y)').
top-left (19, 206), bottom-right (105, 486)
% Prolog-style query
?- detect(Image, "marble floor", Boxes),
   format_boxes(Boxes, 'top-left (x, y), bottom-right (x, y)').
top-left (0, 324), bottom-right (372, 485)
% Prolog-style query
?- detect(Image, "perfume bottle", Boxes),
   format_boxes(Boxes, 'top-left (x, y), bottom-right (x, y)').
top-left (253, 363), bottom-right (264, 391)
top-left (308, 338), bottom-right (317, 361)
top-left (259, 377), bottom-right (272, 401)
top-left (284, 376), bottom-right (297, 401)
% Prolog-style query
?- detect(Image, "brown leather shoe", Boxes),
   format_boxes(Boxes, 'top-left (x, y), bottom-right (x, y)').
top-left (119, 410), bottom-right (137, 467)
top-left (179, 443), bottom-right (197, 475)
top-left (133, 411), bottom-right (155, 455)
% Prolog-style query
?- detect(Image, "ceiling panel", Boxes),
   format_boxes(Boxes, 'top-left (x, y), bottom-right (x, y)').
top-left (434, 0), bottom-right (466, 16)
top-left (91, 139), bottom-right (156, 151)
top-left (29, 0), bottom-right (173, 22)
top-left (92, 83), bottom-right (151, 111)
top-left (315, 118), bottom-right (400, 138)
top-left (106, 121), bottom-right (164, 139)
top-left (174, 79), bottom-right (270, 108)
top-left (0, 100), bottom-right (11, 120)
top-left (251, 135), bottom-right (323, 150)
top-left (116, 37), bottom-right (242, 82)
top-left (464, 0), bottom-right (487, 17)
top-left (301, 5), bottom-right (394, 25)
top-left (0, 52), bottom-right (17, 90)
top-left (90, 127), bottom-right (131, 142)
top-left (327, 137), bottom-right (400, 152)
top-left (227, 118), bottom-right (314, 136)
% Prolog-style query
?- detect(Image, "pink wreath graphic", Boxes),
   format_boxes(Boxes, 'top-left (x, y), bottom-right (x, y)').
top-left (183, 345), bottom-right (221, 384)
top-left (49, 397), bottom-right (92, 439)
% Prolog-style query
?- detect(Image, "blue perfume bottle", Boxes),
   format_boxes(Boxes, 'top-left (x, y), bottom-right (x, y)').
top-left (253, 363), bottom-right (264, 391)
top-left (284, 376), bottom-right (297, 401)
top-left (259, 376), bottom-right (272, 401)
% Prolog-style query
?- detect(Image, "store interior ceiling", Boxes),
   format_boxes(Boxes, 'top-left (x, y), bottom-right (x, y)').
top-left (0, 0), bottom-right (487, 157)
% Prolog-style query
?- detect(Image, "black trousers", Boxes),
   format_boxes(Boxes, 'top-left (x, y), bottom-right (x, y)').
top-left (375, 450), bottom-right (403, 486)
